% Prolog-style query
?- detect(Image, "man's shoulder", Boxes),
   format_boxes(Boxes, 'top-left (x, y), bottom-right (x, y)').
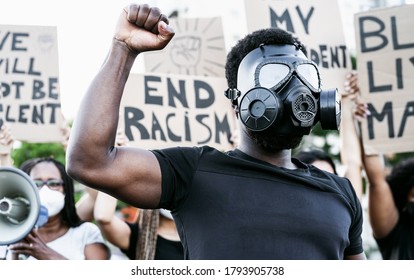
top-left (153, 145), bottom-right (227, 158)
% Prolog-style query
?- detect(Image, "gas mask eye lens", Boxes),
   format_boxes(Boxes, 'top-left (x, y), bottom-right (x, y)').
top-left (297, 63), bottom-right (320, 90)
top-left (258, 63), bottom-right (290, 88)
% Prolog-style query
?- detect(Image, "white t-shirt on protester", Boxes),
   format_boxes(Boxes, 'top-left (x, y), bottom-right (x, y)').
top-left (6, 222), bottom-right (107, 260)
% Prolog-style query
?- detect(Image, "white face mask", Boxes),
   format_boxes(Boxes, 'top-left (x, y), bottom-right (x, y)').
top-left (38, 186), bottom-right (65, 217)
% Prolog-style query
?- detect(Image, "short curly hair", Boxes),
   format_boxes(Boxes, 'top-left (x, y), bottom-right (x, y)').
top-left (225, 27), bottom-right (306, 89)
top-left (386, 158), bottom-right (414, 213)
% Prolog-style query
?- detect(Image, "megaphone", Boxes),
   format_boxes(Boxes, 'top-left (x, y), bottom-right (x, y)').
top-left (0, 167), bottom-right (40, 245)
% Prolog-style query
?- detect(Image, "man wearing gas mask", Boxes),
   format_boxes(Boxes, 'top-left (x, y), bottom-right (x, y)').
top-left (225, 29), bottom-right (340, 151)
top-left (66, 3), bottom-right (365, 260)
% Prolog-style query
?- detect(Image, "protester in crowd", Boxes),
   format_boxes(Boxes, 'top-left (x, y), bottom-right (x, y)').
top-left (0, 120), bottom-right (110, 259)
top-left (5, 157), bottom-right (110, 260)
top-left (340, 71), bottom-right (364, 200)
top-left (66, 3), bottom-right (365, 259)
top-left (350, 72), bottom-right (414, 260)
top-left (93, 190), bottom-right (183, 259)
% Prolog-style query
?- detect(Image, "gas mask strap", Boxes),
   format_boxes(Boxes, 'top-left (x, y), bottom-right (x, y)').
top-left (224, 88), bottom-right (241, 116)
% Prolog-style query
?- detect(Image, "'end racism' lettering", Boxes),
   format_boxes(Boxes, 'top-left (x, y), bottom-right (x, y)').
top-left (123, 108), bottom-right (233, 146)
top-left (121, 75), bottom-right (234, 147)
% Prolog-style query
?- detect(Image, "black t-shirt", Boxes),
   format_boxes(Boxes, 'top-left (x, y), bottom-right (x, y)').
top-left (122, 222), bottom-right (184, 260)
top-left (375, 215), bottom-right (414, 259)
top-left (152, 146), bottom-right (364, 260)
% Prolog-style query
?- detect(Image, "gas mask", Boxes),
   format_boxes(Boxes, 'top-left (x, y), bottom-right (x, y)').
top-left (225, 44), bottom-right (340, 135)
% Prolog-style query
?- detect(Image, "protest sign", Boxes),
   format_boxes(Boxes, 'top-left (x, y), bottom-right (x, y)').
top-left (355, 4), bottom-right (414, 154)
top-left (0, 24), bottom-right (63, 142)
top-left (119, 73), bottom-right (236, 151)
top-left (143, 17), bottom-right (227, 77)
top-left (243, 0), bottom-right (351, 94)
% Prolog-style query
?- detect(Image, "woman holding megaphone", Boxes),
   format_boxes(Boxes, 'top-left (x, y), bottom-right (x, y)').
top-left (0, 121), bottom-right (110, 260)
top-left (5, 157), bottom-right (110, 260)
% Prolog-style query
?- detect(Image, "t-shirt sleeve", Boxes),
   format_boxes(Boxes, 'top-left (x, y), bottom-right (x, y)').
top-left (151, 146), bottom-right (202, 210)
top-left (342, 178), bottom-right (365, 257)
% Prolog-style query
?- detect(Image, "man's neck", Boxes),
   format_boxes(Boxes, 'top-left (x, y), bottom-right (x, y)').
top-left (237, 137), bottom-right (297, 170)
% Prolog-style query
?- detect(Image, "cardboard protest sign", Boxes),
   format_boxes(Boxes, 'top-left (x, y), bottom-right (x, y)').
top-left (143, 17), bottom-right (227, 77)
top-left (119, 73), bottom-right (237, 151)
top-left (243, 0), bottom-right (351, 94)
top-left (355, 4), bottom-right (414, 154)
top-left (0, 25), bottom-right (63, 143)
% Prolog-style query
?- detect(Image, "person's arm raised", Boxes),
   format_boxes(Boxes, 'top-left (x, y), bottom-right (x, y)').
top-left (94, 192), bottom-right (132, 250)
top-left (353, 101), bottom-right (398, 238)
top-left (363, 153), bottom-right (398, 238)
top-left (66, 4), bottom-right (175, 208)
top-left (0, 124), bottom-right (14, 167)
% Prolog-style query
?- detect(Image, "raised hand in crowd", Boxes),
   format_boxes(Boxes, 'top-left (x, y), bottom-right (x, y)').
top-left (350, 72), bottom-right (414, 260)
top-left (339, 71), bottom-right (364, 200)
top-left (0, 124), bottom-right (14, 167)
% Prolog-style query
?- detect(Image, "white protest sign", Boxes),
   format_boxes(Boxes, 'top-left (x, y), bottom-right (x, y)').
top-left (355, 4), bottom-right (414, 154)
top-left (143, 17), bottom-right (227, 77)
top-left (243, 0), bottom-right (352, 94)
top-left (0, 25), bottom-right (63, 143)
top-left (119, 73), bottom-right (237, 151)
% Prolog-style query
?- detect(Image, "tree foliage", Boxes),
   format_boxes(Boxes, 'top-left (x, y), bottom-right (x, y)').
top-left (11, 141), bottom-right (66, 168)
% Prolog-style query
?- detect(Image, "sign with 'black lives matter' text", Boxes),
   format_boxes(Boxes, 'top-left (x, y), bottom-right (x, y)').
top-left (0, 25), bottom-right (63, 142)
top-left (355, 5), bottom-right (414, 154)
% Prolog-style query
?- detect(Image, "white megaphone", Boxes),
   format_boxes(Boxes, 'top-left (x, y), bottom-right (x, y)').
top-left (0, 167), bottom-right (41, 245)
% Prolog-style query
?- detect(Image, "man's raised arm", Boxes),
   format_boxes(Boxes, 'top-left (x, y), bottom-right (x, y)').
top-left (66, 4), bottom-right (175, 208)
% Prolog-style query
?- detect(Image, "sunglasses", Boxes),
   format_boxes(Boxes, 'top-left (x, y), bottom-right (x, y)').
top-left (33, 179), bottom-right (64, 189)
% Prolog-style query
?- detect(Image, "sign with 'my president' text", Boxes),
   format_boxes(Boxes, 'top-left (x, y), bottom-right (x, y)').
top-left (119, 73), bottom-right (237, 151)
top-left (0, 25), bottom-right (63, 143)
top-left (355, 5), bottom-right (414, 154)
top-left (243, 0), bottom-right (352, 94)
